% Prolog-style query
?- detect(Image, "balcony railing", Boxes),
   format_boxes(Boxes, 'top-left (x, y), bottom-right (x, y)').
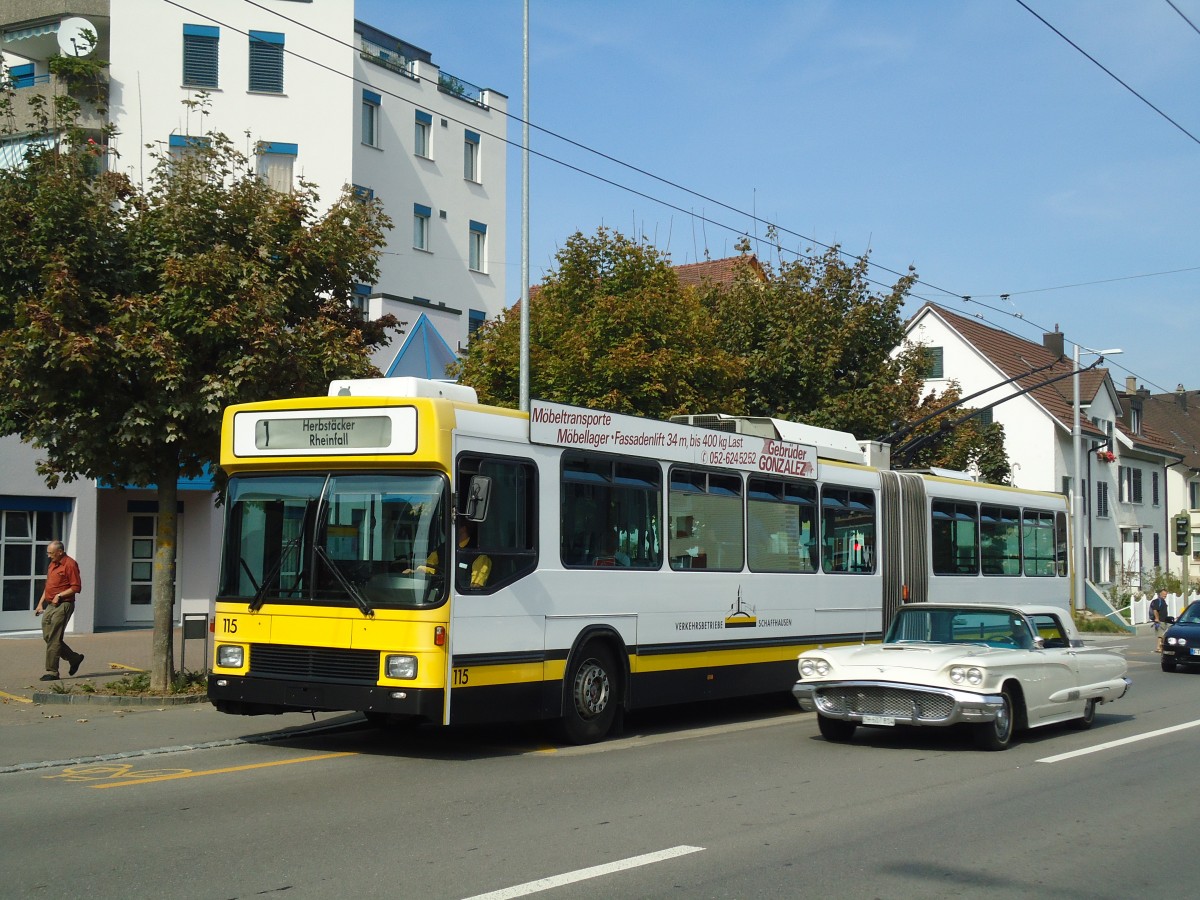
top-left (358, 37), bottom-right (418, 81)
top-left (437, 71), bottom-right (485, 107)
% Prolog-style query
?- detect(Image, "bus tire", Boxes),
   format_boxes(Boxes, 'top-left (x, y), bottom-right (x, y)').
top-left (558, 642), bottom-right (619, 745)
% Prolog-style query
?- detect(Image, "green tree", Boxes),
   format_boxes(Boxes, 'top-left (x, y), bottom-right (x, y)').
top-left (453, 227), bottom-right (743, 418)
top-left (0, 130), bottom-right (395, 690)
top-left (704, 246), bottom-right (926, 441)
top-left (893, 384), bottom-right (1012, 484)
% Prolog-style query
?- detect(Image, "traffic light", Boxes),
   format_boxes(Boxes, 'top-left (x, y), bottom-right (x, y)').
top-left (1176, 515), bottom-right (1191, 556)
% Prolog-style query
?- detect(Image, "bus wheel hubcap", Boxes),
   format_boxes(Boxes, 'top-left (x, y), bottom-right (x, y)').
top-left (573, 661), bottom-right (610, 719)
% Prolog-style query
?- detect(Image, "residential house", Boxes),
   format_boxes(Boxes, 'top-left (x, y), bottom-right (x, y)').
top-left (904, 303), bottom-right (1180, 592)
top-left (1128, 382), bottom-right (1200, 588)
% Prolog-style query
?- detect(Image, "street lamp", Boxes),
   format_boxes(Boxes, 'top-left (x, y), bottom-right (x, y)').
top-left (1072, 345), bottom-right (1122, 611)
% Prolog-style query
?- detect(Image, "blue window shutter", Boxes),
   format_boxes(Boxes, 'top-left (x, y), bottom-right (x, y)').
top-left (362, 89), bottom-right (381, 106)
top-left (414, 203), bottom-right (432, 218)
top-left (248, 30), bottom-right (285, 93)
top-left (415, 110), bottom-right (433, 125)
top-left (182, 25), bottom-right (219, 88)
top-left (465, 129), bottom-right (480, 144)
top-left (469, 220), bottom-right (487, 234)
top-left (9, 63), bottom-right (35, 88)
top-left (259, 142), bottom-right (298, 156)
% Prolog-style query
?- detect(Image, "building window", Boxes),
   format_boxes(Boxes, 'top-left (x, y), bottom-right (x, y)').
top-left (468, 309), bottom-right (486, 339)
top-left (168, 134), bottom-right (209, 161)
top-left (413, 203), bottom-right (431, 251)
top-left (351, 283), bottom-right (371, 318)
top-left (923, 346), bottom-right (944, 379)
top-left (1096, 481), bottom-right (1109, 518)
top-left (469, 220), bottom-right (487, 272)
top-left (256, 141), bottom-right (297, 192)
top-left (361, 89), bottom-right (381, 147)
top-left (129, 514), bottom-right (156, 608)
top-left (1, 507), bottom-right (67, 616)
top-left (414, 110), bottom-right (432, 157)
top-left (351, 184), bottom-right (374, 203)
top-left (183, 24), bottom-right (219, 89)
top-left (464, 129), bottom-right (480, 181)
top-left (7, 63), bottom-right (35, 89)
top-left (1191, 481), bottom-right (1200, 510)
top-left (248, 30), bottom-right (284, 94)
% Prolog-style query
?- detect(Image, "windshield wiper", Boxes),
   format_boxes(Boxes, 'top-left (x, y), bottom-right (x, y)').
top-left (249, 537), bottom-right (302, 612)
top-left (313, 545), bottom-right (374, 618)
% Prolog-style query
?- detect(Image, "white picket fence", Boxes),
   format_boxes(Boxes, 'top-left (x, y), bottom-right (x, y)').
top-left (1128, 591), bottom-right (1200, 625)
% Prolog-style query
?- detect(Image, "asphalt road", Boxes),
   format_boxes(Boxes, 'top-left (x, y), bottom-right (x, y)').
top-left (2, 638), bottom-right (1196, 900)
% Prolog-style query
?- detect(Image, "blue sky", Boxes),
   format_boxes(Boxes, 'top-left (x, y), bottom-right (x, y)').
top-left (355, 1), bottom-right (1200, 394)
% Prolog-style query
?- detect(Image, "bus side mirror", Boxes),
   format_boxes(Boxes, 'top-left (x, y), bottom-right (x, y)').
top-left (464, 475), bottom-right (492, 522)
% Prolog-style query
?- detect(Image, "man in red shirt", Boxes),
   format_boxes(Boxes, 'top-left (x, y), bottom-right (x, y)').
top-left (34, 540), bottom-right (85, 681)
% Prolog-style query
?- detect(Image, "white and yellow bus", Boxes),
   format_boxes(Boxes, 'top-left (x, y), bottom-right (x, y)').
top-left (208, 377), bottom-right (1071, 742)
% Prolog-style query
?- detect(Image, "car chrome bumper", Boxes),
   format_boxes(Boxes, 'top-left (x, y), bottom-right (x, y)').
top-left (792, 679), bottom-right (1006, 726)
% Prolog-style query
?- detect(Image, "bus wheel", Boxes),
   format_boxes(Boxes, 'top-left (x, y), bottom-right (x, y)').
top-left (558, 643), bottom-right (619, 744)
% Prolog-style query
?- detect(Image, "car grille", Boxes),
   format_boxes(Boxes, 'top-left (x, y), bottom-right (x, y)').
top-left (248, 644), bottom-right (380, 683)
top-left (815, 686), bottom-right (954, 721)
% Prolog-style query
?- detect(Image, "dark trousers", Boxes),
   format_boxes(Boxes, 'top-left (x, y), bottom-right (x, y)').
top-left (42, 602), bottom-right (78, 674)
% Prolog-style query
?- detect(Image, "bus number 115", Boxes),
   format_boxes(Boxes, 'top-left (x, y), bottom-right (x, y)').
top-left (452, 668), bottom-right (469, 686)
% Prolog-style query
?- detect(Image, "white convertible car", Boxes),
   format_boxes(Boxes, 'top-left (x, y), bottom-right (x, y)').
top-left (792, 603), bottom-right (1130, 750)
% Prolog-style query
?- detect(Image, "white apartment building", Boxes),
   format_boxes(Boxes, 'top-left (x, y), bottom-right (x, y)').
top-left (904, 303), bottom-right (1182, 593)
top-left (1, 0), bottom-right (509, 633)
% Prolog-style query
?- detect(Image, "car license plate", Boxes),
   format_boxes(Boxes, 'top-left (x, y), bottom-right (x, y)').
top-left (863, 715), bottom-right (895, 726)
top-left (1190, 648), bottom-right (1200, 656)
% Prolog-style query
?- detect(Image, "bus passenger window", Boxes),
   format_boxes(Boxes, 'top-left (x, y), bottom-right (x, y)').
top-left (668, 468), bottom-right (743, 572)
top-left (560, 453), bottom-right (661, 570)
top-left (747, 476), bottom-right (817, 573)
top-left (821, 486), bottom-right (875, 574)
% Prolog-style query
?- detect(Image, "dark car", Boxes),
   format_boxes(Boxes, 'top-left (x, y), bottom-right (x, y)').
top-left (1161, 601), bottom-right (1200, 673)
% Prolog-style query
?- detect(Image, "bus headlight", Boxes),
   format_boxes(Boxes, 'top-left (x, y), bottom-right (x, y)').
top-left (217, 645), bottom-right (244, 668)
top-left (799, 658), bottom-right (831, 678)
top-left (386, 655), bottom-right (418, 679)
top-left (950, 666), bottom-right (983, 685)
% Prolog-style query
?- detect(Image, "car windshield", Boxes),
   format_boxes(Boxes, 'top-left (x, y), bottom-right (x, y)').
top-left (1176, 602), bottom-right (1200, 625)
top-left (219, 472), bottom-right (448, 609)
top-left (886, 606), bottom-right (1034, 649)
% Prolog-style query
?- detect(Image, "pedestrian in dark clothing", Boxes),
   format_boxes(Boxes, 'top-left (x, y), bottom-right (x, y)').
top-left (1150, 589), bottom-right (1170, 653)
top-left (34, 540), bottom-right (84, 680)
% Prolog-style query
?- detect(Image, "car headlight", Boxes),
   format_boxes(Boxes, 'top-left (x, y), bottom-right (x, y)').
top-left (950, 666), bottom-right (983, 686)
top-left (799, 657), bottom-right (831, 678)
top-left (216, 644), bottom-right (244, 668)
top-left (1168, 636), bottom-right (1186, 647)
top-left (385, 655), bottom-right (418, 679)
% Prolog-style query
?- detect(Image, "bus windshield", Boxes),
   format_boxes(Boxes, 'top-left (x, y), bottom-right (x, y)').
top-left (219, 473), bottom-right (449, 609)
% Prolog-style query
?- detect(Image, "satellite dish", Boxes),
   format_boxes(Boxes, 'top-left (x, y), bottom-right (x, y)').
top-left (57, 17), bottom-right (97, 57)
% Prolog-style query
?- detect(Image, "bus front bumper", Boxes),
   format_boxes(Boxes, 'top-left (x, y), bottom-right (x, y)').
top-left (207, 673), bottom-right (444, 720)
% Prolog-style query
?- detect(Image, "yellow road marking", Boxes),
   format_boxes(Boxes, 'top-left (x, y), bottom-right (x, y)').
top-left (88, 751), bottom-right (356, 788)
top-left (108, 663), bottom-right (146, 672)
top-left (0, 690), bottom-right (32, 704)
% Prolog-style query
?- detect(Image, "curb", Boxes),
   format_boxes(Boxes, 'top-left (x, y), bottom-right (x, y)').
top-left (31, 692), bottom-right (208, 707)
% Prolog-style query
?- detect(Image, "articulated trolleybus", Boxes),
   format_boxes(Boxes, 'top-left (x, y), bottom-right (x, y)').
top-left (208, 377), bottom-right (1070, 742)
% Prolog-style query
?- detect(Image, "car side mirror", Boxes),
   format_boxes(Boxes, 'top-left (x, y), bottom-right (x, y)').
top-left (1166, 616), bottom-right (1176, 625)
top-left (1032, 636), bottom-right (1045, 650)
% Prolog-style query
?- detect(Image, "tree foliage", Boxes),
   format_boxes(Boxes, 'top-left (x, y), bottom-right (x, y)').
top-left (458, 227), bottom-right (1010, 481)
top-left (453, 228), bottom-right (743, 418)
top-left (892, 385), bottom-right (1012, 484)
top-left (0, 126), bottom-right (394, 688)
top-left (702, 246), bottom-right (927, 441)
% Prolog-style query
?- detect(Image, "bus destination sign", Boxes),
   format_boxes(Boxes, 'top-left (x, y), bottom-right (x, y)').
top-left (232, 407), bottom-right (417, 457)
top-left (529, 401), bottom-right (817, 479)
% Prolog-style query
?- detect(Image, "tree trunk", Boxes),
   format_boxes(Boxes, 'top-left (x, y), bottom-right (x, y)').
top-left (150, 475), bottom-right (179, 692)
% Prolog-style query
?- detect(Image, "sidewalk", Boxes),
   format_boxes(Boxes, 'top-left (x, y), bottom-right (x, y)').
top-left (0, 627), bottom-right (350, 771)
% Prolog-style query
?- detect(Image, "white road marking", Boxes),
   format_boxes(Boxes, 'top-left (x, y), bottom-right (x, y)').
top-left (1038, 719), bottom-right (1200, 763)
top-left (460, 845), bottom-right (705, 900)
